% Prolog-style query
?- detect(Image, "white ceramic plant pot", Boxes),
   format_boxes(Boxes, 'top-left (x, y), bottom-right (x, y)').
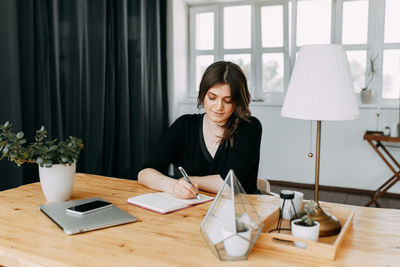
top-left (360, 89), bottom-right (373, 104)
top-left (291, 219), bottom-right (320, 248)
top-left (39, 162), bottom-right (76, 202)
top-left (222, 226), bottom-right (251, 257)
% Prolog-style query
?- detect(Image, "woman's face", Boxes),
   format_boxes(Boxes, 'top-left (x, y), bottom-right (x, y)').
top-left (203, 83), bottom-right (234, 125)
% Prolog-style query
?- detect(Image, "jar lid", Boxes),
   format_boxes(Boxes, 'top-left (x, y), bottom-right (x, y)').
top-left (280, 190), bottom-right (295, 199)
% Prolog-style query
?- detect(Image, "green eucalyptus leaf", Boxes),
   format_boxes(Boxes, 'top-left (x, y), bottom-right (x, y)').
top-left (0, 121), bottom-right (83, 167)
top-left (6, 133), bottom-right (15, 140)
top-left (18, 139), bottom-right (26, 145)
top-left (16, 132), bottom-right (24, 139)
top-left (36, 157), bottom-right (43, 164)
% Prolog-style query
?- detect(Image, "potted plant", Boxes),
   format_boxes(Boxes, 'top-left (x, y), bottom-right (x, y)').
top-left (222, 214), bottom-right (252, 257)
top-left (291, 201), bottom-right (320, 248)
top-left (360, 56), bottom-right (377, 104)
top-left (0, 121), bottom-right (84, 202)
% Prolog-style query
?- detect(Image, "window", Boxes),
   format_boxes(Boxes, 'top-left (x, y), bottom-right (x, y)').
top-left (346, 50), bottom-right (367, 93)
top-left (190, 1), bottom-right (288, 101)
top-left (382, 50), bottom-right (400, 99)
top-left (382, 0), bottom-right (400, 99)
top-left (189, 0), bottom-right (396, 104)
top-left (223, 5), bottom-right (252, 89)
top-left (195, 13), bottom-right (214, 50)
top-left (224, 6), bottom-right (251, 49)
top-left (296, 0), bottom-right (331, 45)
top-left (340, 0), bottom-right (369, 93)
top-left (342, 0), bottom-right (368, 45)
top-left (261, 4), bottom-right (287, 95)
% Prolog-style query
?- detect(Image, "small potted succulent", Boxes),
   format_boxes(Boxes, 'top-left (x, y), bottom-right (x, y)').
top-left (360, 56), bottom-right (377, 104)
top-left (291, 201), bottom-right (320, 248)
top-left (0, 121), bottom-right (84, 202)
top-left (222, 214), bottom-right (252, 257)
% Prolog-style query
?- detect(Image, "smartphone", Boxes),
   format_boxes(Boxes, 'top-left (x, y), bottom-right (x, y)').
top-left (66, 200), bottom-right (112, 215)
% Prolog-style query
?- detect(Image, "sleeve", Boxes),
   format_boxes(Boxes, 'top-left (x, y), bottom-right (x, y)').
top-left (141, 116), bottom-right (185, 175)
top-left (221, 117), bottom-right (262, 193)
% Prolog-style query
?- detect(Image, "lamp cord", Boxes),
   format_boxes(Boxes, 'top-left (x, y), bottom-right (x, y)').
top-left (308, 121), bottom-right (313, 158)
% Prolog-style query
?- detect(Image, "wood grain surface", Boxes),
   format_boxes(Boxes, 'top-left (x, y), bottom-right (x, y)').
top-left (0, 173), bottom-right (399, 266)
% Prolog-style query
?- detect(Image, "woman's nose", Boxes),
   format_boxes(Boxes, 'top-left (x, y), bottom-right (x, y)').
top-left (216, 100), bottom-right (223, 110)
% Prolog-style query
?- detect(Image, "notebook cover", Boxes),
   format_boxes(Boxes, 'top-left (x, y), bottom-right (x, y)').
top-left (127, 192), bottom-right (213, 214)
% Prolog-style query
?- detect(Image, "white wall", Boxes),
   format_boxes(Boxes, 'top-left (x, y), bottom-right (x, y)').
top-left (167, 0), bottom-right (400, 194)
top-left (167, 0), bottom-right (189, 121)
top-left (177, 102), bottom-right (400, 194)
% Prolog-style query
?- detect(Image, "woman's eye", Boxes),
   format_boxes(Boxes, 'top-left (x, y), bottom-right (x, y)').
top-left (208, 96), bottom-right (216, 100)
top-left (224, 100), bottom-right (232, 104)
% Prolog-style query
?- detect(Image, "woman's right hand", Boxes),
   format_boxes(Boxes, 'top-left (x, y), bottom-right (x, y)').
top-left (173, 178), bottom-right (199, 199)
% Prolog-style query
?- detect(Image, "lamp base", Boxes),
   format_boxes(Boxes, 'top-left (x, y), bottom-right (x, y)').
top-left (309, 206), bottom-right (341, 237)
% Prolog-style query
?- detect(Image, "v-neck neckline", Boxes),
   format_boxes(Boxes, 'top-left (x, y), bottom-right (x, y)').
top-left (199, 114), bottom-right (222, 162)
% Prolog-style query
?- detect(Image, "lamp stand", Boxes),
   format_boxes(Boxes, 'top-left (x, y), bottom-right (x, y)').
top-left (309, 120), bottom-right (341, 237)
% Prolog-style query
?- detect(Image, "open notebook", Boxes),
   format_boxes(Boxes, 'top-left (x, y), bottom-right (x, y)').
top-left (127, 192), bottom-right (214, 214)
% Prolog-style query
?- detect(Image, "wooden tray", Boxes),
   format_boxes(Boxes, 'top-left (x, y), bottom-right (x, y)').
top-left (255, 205), bottom-right (354, 260)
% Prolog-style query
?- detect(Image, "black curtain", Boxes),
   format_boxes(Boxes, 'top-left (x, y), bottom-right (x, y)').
top-left (0, 0), bottom-right (168, 190)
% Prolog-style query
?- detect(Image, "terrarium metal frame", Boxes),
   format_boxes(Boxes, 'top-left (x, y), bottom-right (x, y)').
top-left (200, 170), bottom-right (264, 261)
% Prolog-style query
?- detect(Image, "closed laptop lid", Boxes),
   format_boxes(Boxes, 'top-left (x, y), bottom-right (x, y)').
top-left (39, 198), bottom-right (137, 235)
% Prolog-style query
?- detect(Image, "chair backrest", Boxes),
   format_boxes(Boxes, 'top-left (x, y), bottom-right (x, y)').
top-left (257, 178), bottom-right (270, 195)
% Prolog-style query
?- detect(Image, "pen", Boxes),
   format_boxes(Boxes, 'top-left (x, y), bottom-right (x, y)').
top-left (178, 166), bottom-right (200, 200)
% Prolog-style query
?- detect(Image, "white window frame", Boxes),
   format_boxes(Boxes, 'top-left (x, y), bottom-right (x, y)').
top-left (257, 0), bottom-right (289, 103)
top-left (188, 0), bottom-right (398, 106)
top-left (189, 1), bottom-right (289, 103)
top-left (220, 3), bottom-right (255, 96)
top-left (189, 5), bottom-right (219, 98)
top-left (379, 0), bottom-right (400, 105)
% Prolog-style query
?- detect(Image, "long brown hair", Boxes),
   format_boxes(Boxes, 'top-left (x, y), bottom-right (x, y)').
top-left (197, 61), bottom-right (251, 147)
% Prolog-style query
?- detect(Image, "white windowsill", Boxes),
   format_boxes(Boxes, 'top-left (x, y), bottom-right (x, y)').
top-left (179, 98), bottom-right (400, 110)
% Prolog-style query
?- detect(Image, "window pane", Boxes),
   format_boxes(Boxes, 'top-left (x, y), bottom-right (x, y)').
top-left (384, 0), bottom-right (400, 43)
top-left (224, 6), bottom-right (251, 49)
top-left (261, 5), bottom-right (283, 47)
top-left (196, 55), bottom-right (214, 92)
top-left (346, 51), bottom-right (366, 93)
top-left (196, 12), bottom-right (214, 50)
top-left (224, 54), bottom-right (251, 89)
top-left (382, 50), bottom-right (400, 99)
top-left (342, 1), bottom-right (368, 44)
top-left (262, 53), bottom-right (284, 92)
top-left (297, 0), bottom-right (332, 45)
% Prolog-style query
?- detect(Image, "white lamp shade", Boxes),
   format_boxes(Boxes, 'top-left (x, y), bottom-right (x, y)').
top-left (281, 44), bottom-right (360, 121)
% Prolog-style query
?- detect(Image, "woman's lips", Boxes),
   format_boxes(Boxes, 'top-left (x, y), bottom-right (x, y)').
top-left (213, 111), bottom-right (224, 116)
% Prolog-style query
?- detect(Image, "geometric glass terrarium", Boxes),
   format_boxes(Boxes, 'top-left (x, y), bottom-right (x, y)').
top-left (200, 170), bottom-right (264, 261)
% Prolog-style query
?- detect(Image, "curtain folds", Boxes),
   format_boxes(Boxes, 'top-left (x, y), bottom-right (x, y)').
top-left (0, 0), bottom-right (168, 190)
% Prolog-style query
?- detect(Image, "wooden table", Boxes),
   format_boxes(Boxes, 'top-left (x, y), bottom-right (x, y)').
top-left (363, 131), bottom-right (400, 206)
top-left (0, 173), bottom-right (399, 266)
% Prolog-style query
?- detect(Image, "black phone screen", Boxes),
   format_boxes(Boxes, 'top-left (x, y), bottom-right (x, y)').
top-left (68, 200), bottom-right (111, 212)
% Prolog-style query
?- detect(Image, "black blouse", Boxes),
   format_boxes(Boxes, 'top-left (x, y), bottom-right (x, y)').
top-left (142, 113), bottom-right (262, 194)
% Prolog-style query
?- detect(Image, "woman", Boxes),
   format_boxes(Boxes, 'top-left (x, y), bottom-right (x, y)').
top-left (138, 61), bottom-right (262, 198)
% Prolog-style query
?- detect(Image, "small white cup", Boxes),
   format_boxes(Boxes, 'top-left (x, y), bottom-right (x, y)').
top-left (391, 123), bottom-right (398, 137)
top-left (280, 190), bottom-right (304, 220)
top-left (383, 126), bottom-right (391, 136)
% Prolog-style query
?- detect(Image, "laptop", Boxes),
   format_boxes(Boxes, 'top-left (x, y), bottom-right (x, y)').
top-left (39, 197), bottom-right (137, 235)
